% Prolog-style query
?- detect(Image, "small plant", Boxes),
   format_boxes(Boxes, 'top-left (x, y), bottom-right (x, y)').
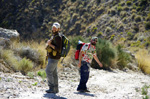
top-left (131, 41), bottom-right (141, 47)
top-left (32, 82), bottom-right (38, 86)
top-left (117, 6), bottom-right (122, 12)
top-left (87, 28), bottom-right (90, 33)
top-left (123, 6), bottom-right (129, 11)
top-left (145, 22), bottom-right (150, 30)
top-left (19, 80), bottom-right (22, 84)
top-left (7, 78), bottom-right (12, 82)
top-left (117, 45), bottom-right (131, 69)
top-left (120, 11), bottom-right (127, 18)
top-left (0, 77), bottom-right (1, 81)
top-left (126, 1), bottom-right (132, 6)
top-left (37, 70), bottom-right (46, 80)
top-left (141, 84), bottom-right (150, 99)
top-left (17, 58), bottom-right (34, 75)
top-left (131, 13), bottom-right (136, 20)
top-left (146, 13), bottom-right (150, 21)
top-left (135, 16), bottom-right (142, 22)
top-left (27, 72), bottom-right (34, 79)
top-left (110, 34), bottom-right (115, 41)
top-left (92, 26), bottom-right (97, 33)
top-left (97, 32), bottom-right (103, 37)
top-left (127, 32), bottom-right (134, 40)
top-left (105, 27), bottom-right (112, 33)
top-left (108, 8), bottom-right (116, 16)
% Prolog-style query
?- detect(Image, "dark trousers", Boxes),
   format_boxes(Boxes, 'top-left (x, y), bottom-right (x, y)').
top-left (77, 61), bottom-right (90, 90)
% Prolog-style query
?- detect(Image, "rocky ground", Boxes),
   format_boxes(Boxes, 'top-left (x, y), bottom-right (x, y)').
top-left (0, 64), bottom-right (150, 99)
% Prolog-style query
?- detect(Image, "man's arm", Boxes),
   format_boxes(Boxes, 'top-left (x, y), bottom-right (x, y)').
top-left (78, 51), bottom-right (84, 68)
top-left (93, 55), bottom-right (103, 67)
top-left (47, 40), bottom-right (55, 49)
top-left (47, 36), bottom-right (62, 51)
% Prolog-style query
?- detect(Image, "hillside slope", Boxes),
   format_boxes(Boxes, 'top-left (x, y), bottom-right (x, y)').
top-left (0, 0), bottom-right (150, 45)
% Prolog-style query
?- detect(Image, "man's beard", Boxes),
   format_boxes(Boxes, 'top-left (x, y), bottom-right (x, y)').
top-left (52, 31), bottom-right (58, 35)
top-left (91, 42), bottom-right (96, 45)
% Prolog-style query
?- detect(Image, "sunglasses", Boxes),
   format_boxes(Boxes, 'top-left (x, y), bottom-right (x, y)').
top-left (92, 39), bottom-right (97, 42)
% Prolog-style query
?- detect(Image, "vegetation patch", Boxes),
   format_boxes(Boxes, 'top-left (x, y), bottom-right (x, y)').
top-left (135, 49), bottom-right (150, 74)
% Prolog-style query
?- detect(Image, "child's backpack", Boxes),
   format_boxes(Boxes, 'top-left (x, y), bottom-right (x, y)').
top-left (75, 40), bottom-right (85, 60)
top-left (61, 34), bottom-right (70, 57)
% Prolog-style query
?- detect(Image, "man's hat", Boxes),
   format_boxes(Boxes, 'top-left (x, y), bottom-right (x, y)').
top-left (52, 22), bottom-right (60, 29)
top-left (91, 37), bottom-right (98, 40)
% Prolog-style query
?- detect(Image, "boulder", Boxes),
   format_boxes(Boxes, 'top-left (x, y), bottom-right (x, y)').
top-left (0, 27), bottom-right (19, 41)
top-left (0, 27), bottom-right (20, 48)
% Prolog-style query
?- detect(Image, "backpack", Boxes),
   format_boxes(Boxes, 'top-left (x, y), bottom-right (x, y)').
top-left (75, 40), bottom-right (85, 60)
top-left (61, 34), bottom-right (70, 57)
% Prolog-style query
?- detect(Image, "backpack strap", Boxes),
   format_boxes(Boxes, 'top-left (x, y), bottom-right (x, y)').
top-left (87, 44), bottom-right (90, 50)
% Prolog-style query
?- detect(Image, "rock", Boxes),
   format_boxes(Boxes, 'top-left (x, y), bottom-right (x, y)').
top-left (0, 27), bottom-right (20, 49)
top-left (0, 27), bottom-right (19, 41)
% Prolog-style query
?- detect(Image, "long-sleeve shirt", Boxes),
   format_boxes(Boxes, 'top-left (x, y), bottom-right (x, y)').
top-left (48, 33), bottom-right (62, 59)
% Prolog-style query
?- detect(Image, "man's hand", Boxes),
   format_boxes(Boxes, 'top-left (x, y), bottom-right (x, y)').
top-left (98, 62), bottom-right (103, 67)
top-left (78, 62), bottom-right (81, 69)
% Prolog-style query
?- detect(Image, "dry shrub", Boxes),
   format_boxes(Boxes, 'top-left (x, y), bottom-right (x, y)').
top-left (0, 48), bottom-right (19, 71)
top-left (135, 49), bottom-right (150, 74)
top-left (17, 58), bottom-right (34, 75)
top-left (12, 40), bottom-right (46, 68)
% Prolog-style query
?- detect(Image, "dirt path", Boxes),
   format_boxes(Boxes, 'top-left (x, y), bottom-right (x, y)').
top-left (0, 66), bottom-right (150, 99)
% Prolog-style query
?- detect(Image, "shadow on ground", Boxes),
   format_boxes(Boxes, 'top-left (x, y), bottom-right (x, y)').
top-left (43, 93), bottom-right (67, 99)
top-left (74, 92), bottom-right (95, 97)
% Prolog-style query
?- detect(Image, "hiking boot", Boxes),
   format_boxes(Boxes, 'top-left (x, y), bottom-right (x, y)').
top-left (77, 89), bottom-right (85, 92)
top-left (77, 89), bottom-right (90, 93)
top-left (84, 89), bottom-right (90, 92)
top-left (46, 89), bottom-right (55, 93)
top-left (54, 87), bottom-right (59, 93)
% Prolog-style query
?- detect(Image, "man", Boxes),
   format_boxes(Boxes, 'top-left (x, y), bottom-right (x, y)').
top-left (45, 22), bottom-right (62, 93)
top-left (77, 37), bottom-right (103, 92)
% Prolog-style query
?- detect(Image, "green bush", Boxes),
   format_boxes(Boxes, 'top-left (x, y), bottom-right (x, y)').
top-left (145, 22), bottom-right (150, 30)
top-left (116, 45), bottom-right (131, 69)
top-left (141, 84), bottom-right (150, 99)
top-left (131, 13), bottom-right (136, 20)
top-left (135, 16), bottom-right (142, 22)
top-left (37, 70), bottom-right (46, 80)
top-left (146, 13), bottom-right (150, 21)
top-left (123, 6), bottom-right (129, 11)
top-left (17, 58), bottom-right (33, 75)
top-left (105, 27), bottom-right (112, 33)
top-left (27, 72), bottom-right (35, 79)
top-left (70, 36), bottom-right (87, 48)
top-left (91, 39), bottom-right (116, 69)
top-left (117, 6), bottom-right (123, 12)
top-left (126, 1), bottom-right (132, 6)
top-left (92, 26), bottom-right (97, 33)
top-left (108, 9), bottom-right (116, 16)
top-left (97, 32), bottom-right (103, 37)
top-left (127, 32), bottom-right (134, 40)
top-left (120, 11), bottom-right (127, 18)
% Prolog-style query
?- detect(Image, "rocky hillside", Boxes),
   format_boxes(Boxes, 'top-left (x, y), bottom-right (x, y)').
top-left (0, 0), bottom-right (150, 45)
